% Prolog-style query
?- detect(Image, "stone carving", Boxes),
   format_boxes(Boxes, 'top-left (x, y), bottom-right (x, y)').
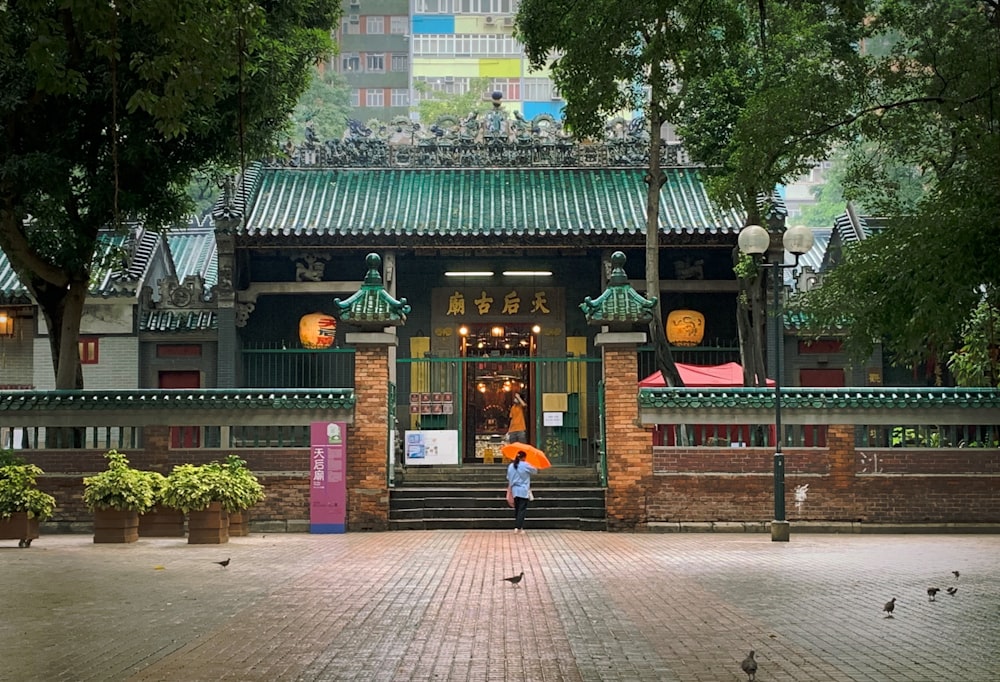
top-left (294, 254), bottom-right (329, 282)
top-left (234, 302), bottom-right (255, 328)
top-left (673, 257), bottom-right (705, 280)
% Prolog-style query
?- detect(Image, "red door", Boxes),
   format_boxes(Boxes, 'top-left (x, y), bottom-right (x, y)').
top-left (160, 371), bottom-right (201, 448)
top-left (799, 368), bottom-right (845, 446)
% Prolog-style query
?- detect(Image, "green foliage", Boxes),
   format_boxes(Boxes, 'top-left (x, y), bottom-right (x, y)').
top-left (0, 455), bottom-right (57, 520)
top-left (82, 450), bottom-right (158, 513)
top-left (0, 0), bottom-right (340, 388)
top-left (799, 1), bottom-right (1000, 370)
top-left (947, 297), bottom-right (1000, 388)
top-left (161, 456), bottom-right (264, 514)
top-left (412, 78), bottom-right (491, 123)
top-left (291, 67), bottom-right (352, 142)
top-left (673, 2), bottom-right (867, 218)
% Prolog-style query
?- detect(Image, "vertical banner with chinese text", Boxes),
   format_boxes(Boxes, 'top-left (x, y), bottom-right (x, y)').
top-left (310, 421), bottom-right (347, 533)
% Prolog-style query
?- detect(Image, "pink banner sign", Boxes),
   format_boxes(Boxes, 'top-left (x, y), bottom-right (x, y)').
top-left (310, 422), bottom-right (347, 533)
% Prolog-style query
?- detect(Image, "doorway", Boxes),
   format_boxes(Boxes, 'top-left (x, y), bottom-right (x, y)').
top-left (160, 370), bottom-right (201, 448)
top-left (460, 323), bottom-right (535, 463)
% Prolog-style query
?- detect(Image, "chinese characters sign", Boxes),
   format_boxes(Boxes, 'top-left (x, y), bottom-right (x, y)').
top-left (435, 287), bottom-right (562, 319)
top-left (310, 421), bottom-right (347, 533)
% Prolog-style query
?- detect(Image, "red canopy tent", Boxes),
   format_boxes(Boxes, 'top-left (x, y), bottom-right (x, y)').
top-left (639, 362), bottom-right (774, 388)
top-left (640, 363), bottom-right (775, 446)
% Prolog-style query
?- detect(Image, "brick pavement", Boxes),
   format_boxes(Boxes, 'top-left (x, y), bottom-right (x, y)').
top-left (1, 531), bottom-right (998, 681)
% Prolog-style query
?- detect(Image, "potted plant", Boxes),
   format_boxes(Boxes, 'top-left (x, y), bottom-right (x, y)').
top-left (218, 455), bottom-right (265, 537)
top-left (161, 458), bottom-right (264, 544)
top-left (138, 471), bottom-right (185, 538)
top-left (82, 449), bottom-right (157, 543)
top-left (0, 450), bottom-right (57, 548)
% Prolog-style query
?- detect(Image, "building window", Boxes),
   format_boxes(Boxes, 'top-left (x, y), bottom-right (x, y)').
top-left (344, 17), bottom-right (360, 34)
top-left (79, 337), bottom-right (99, 365)
top-left (491, 78), bottom-right (520, 101)
top-left (391, 53), bottom-right (409, 72)
top-left (366, 89), bottom-right (385, 107)
top-left (365, 53), bottom-right (385, 72)
top-left (416, 0), bottom-right (454, 12)
top-left (391, 88), bottom-right (410, 107)
top-left (350, 89), bottom-right (360, 107)
top-left (365, 16), bottom-right (384, 34)
top-left (342, 53), bottom-right (361, 72)
top-left (522, 77), bottom-right (553, 101)
top-left (390, 16), bottom-right (408, 34)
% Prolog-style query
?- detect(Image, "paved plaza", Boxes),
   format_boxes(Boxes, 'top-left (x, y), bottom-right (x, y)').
top-left (1, 530), bottom-right (998, 681)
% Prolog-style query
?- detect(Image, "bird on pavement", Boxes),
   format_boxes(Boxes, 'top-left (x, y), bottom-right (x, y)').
top-left (947, 587), bottom-right (958, 596)
top-left (952, 570), bottom-right (960, 579)
top-left (883, 597), bottom-right (896, 617)
top-left (503, 572), bottom-right (524, 587)
top-left (927, 587), bottom-right (940, 601)
top-left (740, 650), bottom-right (757, 681)
top-left (214, 558), bottom-right (231, 568)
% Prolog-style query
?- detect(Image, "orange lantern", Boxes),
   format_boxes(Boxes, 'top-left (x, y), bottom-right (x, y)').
top-left (666, 310), bottom-right (705, 346)
top-left (299, 312), bottom-right (337, 349)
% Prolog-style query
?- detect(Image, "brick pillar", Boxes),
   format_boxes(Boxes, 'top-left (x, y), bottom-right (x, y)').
top-left (344, 332), bottom-right (395, 531)
top-left (597, 331), bottom-right (649, 531)
top-left (827, 424), bottom-right (855, 489)
top-left (143, 426), bottom-right (172, 472)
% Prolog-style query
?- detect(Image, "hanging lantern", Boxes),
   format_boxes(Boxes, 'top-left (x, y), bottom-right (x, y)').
top-left (299, 312), bottom-right (337, 349)
top-left (666, 310), bottom-right (705, 346)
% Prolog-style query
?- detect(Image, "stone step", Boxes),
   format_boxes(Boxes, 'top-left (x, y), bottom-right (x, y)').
top-left (388, 516), bottom-right (608, 531)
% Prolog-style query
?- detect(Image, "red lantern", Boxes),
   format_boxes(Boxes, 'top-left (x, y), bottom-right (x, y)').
top-left (666, 310), bottom-right (705, 347)
top-left (299, 313), bottom-right (337, 349)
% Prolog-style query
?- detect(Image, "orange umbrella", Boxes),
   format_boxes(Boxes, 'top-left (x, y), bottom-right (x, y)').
top-left (501, 442), bottom-right (551, 469)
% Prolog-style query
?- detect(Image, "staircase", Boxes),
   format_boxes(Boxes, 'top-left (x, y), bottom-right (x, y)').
top-left (390, 464), bottom-right (606, 531)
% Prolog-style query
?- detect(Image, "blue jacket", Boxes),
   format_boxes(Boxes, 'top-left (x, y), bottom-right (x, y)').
top-left (507, 461), bottom-right (537, 499)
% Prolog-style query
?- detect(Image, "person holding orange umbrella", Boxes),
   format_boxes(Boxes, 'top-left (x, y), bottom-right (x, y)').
top-left (506, 450), bottom-right (537, 533)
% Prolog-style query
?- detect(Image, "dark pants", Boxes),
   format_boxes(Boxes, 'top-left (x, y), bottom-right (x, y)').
top-left (508, 431), bottom-right (526, 444)
top-left (514, 495), bottom-right (530, 529)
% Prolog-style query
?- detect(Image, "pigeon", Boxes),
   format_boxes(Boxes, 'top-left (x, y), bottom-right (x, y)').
top-left (214, 558), bottom-right (231, 568)
top-left (927, 587), bottom-right (940, 601)
top-left (503, 571), bottom-right (524, 587)
top-left (883, 597), bottom-right (896, 617)
top-left (953, 571), bottom-right (960, 579)
top-left (947, 587), bottom-right (958, 596)
top-left (740, 650), bottom-right (757, 681)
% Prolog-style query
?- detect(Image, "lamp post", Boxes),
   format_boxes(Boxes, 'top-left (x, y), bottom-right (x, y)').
top-left (738, 224), bottom-right (814, 542)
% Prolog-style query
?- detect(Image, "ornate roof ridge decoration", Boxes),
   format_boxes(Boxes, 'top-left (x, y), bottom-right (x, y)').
top-left (333, 253), bottom-right (411, 329)
top-left (580, 251), bottom-right (657, 330)
top-left (211, 164), bottom-right (263, 224)
top-left (0, 389), bottom-right (355, 411)
top-left (638, 387), bottom-right (1000, 410)
top-left (271, 112), bottom-right (693, 169)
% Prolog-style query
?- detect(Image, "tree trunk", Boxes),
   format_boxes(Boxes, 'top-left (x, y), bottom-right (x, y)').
top-left (33, 277), bottom-right (87, 390)
top-left (644, 80), bottom-right (682, 389)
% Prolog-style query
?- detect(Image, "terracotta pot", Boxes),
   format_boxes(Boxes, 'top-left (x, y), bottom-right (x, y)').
top-left (228, 509), bottom-right (251, 537)
top-left (139, 506), bottom-right (186, 538)
top-left (0, 512), bottom-right (40, 548)
top-left (187, 502), bottom-right (229, 545)
top-left (93, 509), bottom-right (140, 544)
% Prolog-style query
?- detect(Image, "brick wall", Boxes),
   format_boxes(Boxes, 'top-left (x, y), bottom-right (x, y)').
top-left (640, 422), bottom-right (1000, 526)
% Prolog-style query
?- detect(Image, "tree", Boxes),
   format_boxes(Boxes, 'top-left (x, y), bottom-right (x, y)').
top-left (671, 1), bottom-right (867, 385)
top-left (0, 1), bottom-right (340, 389)
top-left (291, 67), bottom-right (352, 143)
top-left (412, 77), bottom-right (492, 123)
top-left (518, 0), bottom-right (866, 386)
top-left (798, 0), bottom-right (1000, 376)
top-left (518, 0), bottom-right (719, 387)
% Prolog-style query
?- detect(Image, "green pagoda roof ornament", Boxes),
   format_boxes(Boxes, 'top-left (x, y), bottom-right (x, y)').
top-left (580, 251), bottom-right (657, 330)
top-left (333, 253), bottom-right (411, 329)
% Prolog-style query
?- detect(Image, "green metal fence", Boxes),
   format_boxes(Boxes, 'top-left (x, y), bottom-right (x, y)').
top-left (396, 356), bottom-right (603, 467)
top-left (242, 345), bottom-right (355, 389)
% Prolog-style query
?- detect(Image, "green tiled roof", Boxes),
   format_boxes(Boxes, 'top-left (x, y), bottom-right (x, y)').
top-left (167, 221), bottom-right (218, 288)
top-left (241, 166), bottom-right (744, 240)
top-left (140, 310), bottom-right (218, 332)
top-left (0, 390), bottom-right (355, 424)
top-left (333, 254), bottom-right (410, 328)
top-left (581, 251), bottom-right (656, 329)
top-left (638, 387), bottom-right (1000, 410)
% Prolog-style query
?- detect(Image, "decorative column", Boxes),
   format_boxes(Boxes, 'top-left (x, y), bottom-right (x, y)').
top-left (581, 252), bottom-right (657, 531)
top-left (334, 254), bottom-right (411, 531)
top-left (212, 176), bottom-right (242, 388)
